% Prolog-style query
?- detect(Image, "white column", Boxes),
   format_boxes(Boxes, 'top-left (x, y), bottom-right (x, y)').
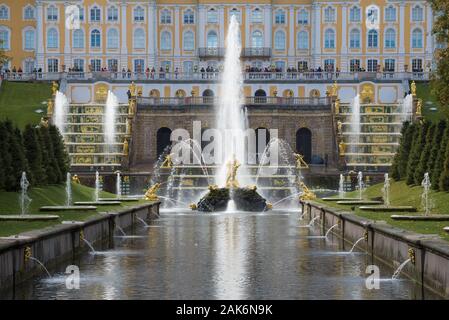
top-left (311, 3), bottom-right (321, 68)
top-left (288, 5), bottom-right (295, 65)
top-left (245, 5), bottom-right (251, 48)
top-left (340, 4), bottom-right (348, 71)
top-left (148, 1), bottom-right (156, 68)
top-left (36, 1), bottom-right (45, 69)
top-left (64, 2), bottom-right (71, 70)
top-left (174, 5), bottom-right (180, 68)
top-left (219, 6), bottom-right (225, 47)
top-left (398, 2), bottom-right (406, 71)
top-left (120, 2), bottom-right (128, 69)
top-left (263, 5), bottom-right (272, 48)
top-left (197, 5), bottom-right (206, 48)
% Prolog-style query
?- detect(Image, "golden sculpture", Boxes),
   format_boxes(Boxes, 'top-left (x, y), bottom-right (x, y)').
top-left (94, 84), bottom-right (108, 103)
top-left (208, 184), bottom-right (219, 191)
top-left (47, 99), bottom-right (54, 116)
top-left (123, 139), bottom-right (129, 156)
top-left (129, 81), bottom-right (137, 97)
top-left (265, 202), bottom-right (273, 210)
top-left (339, 141), bottom-right (346, 155)
top-left (337, 120), bottom-right (343, 135)
top-left (161, 154), bottom-right (174, 168)
top-left (299, 182), bottom-right (316, 201)
top-left (24, 246), bottom-right (32, 263)
top-left (334, 99), bottom-right (340, 114)
top-left (294, 153), bottom-right (309, 169)
top-left (144, 183), bottom-right (160, 201)
top-left (137, 87), bottom-right (143, 97)
top-left (72, 174), bottom-right (81, 184)
top-left (416, 99), bottom-right (422, 115)
top-left (189, 203), bottom-right (198, 210)
top-left (360, 84), bottom-right (374, 103)
top-left (126, 119), bottom-right (132, 135)
top-left (330, 81), bottom-right (338, 97)
top-left (225, 155), bottom-right (240, 189)
top-left (128, 99), bottom-right (136, 115)
top-left (411, 81), bottom-right (416, 96)
top-left (51, 81), bottom-right (58, 95)
top-left (248, 185), bottom-right (257, 191)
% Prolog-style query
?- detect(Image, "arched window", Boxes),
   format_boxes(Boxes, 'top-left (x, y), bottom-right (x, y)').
top-left (252, 8), bottom-right (262, 23)
top-left (107, 6), bottom-right (118, 21)
top-left (161, 9), bottom-right (171, 24)
top-left (90, 29), bottom-right (101, 48)
top-left (73, 29), bottom-right (84, 48)
top-left (207, 8), bottom-right (218, 23)
top-left (275, 9), bottom-right (285, 24)
top-left (252, 31), bottom-right (263, 48)
top-left (107, 28), bottom-right (118, 49)
top-left (297, 31), bottom-right (308, 49)
top-left (133, 29), bottom-right (145, 49)
top-left (412, 28), bottom-right (423, 48)
top-left (298, 9), bottom-right (308, 24)
top-left (24, 29), bottom-right (35, 50)
top-left (296, 128), bottom-right (312, 164)
top-left (47, 5), bottom-right (58, 21)
top-left (184, 9), bottom-right (194, 24)
top-left (47, 28), bottom-right (58, 48)
top-left (367, 29), bottom-right (378, 48)
top-left (324, 7), bottom-right (335, 22)
top-left (207, 31), bottom-right (218, 48)
top-left (274, 30), bottom-right (285, 50)
top-left (0, 27), bottom-right (9, 49)
top-left (349, 29), bottom-right (360, 48)
top-left (349, 6), bottom-right (360, 22)
top-left (24, 6), bottom-right (35, 20)
top-left (0, 5), bottom-right (8, 19)
top-left (412, 5), bottom-right (423, 21)
top-left (324, 29), bottom-right (335, 48)
top-left (90, 6), bottom-right (101, 22)
top-left (134, 6), bottom-right (144, 22)
top-left (183, 31), bottom-right (194, 50)
top-left (385, 28), bottom-right (396, 48)
top-left (161, 31), bottom-right (171, 50)
top-left (385, 6), bottom-right (396, 22)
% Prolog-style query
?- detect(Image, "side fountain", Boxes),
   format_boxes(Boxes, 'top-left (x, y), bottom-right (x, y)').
top-left (336, 172), bottom-right (382, 206)
top-left (74, 171), bottom-right (121, 206)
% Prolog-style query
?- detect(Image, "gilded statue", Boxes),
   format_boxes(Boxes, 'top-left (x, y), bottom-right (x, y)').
top-left (265, 202), bottom-right (273, 210)
top-left (299, 182), bottom-right (316, 201)
top-left (72, 174), bottom-right (81, 184)
top-left (144, 183), bottom-right (161, 201)
top-left (47, 99), bottom-right (54, 115)
top-left (334, 99), bottom-right (340, 114)
top-left (337, 120), bottom-right (343, 135)
top-left (225, 155), bottom-right (240, 189)
top-left (51, 81), bottom-right (58, 95)
top-left (161, 154), bottom-right (174, 168)
top-left (129, 81), bottom-right (137, 97)
top-left (128, 99), bottom-right (136, 115)
top-left (189, 203), bottom-right (198, 210)
top-left (331, 81), bottom-right (338, 97)
top-left (208, 184), bottom-right (219, 191)
top-left (411, 81), bottom-right (417, 96)
top-left (294, 153), bottom-right (309, 169)
top-left (416, 99), bottom-right (422, 115)
top-left (126, 119), bottom-right (132, 134)
top-left (123, 139), bottom-right (129, 156)
top-left (339, 141), bottom-right (346, 155)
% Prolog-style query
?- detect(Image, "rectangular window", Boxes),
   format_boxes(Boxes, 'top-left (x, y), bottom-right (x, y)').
top-left (275, 61), bottom-right (285, 71)
top-left (48, 58), bottom-right (58, 72)
top-left (73, 59), bottom-right (84, 71)
top-left (108, 59), bottom-right (118, 72)
top-left (183, 61), bottom-right (193, 73)
top-left (90, 59), bottom-right (101, 71)
top-left (161, 61), bottom-right (172, 72)
top-left (367, 59), bottom-right (378, 72)
top-left (24, 60), bottom-right (35, 73)
top-left (252, 9), bottom-right (263, 23)
top-left (412, 59), bottom-right (423, 72)
top-left (134, 59), bottom-right (144, 73)
top-left (298, 61), bottom-right (308, 71)
top-left (275, 11), bottom-right (285, 24)
top-left (350, 59), bottom-right (361, 72)
top-left (384, 59), bottom-right (395, 72)
top-left (324, 59), bottom-right (335, 71)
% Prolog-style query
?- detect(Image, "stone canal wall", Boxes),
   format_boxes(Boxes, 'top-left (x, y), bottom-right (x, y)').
top-left (0, 202), bottom-right (160, 293)
top-left (301, 200), bottom-right (449, 299)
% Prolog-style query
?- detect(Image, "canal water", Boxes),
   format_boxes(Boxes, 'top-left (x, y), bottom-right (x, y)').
top-left (2, 209), bottom-right (438, 299)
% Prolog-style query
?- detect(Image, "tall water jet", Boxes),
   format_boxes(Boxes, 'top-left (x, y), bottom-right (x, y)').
top-left (66, 172), bottom-right (72, 206)
top-left (349, 95), bottom-right (361, 153)
top-left (105, 90), bottom-right (118, 155)
top-left (116, 171), bottom-right (122, 198)
top-left (382, 173), bottom-right (391, 207)
top-left (357, 171), bottom-right (364, 200)
top-left (338, 174), bottom-right (345, 198)
top-left (401, 94), bottom-right (414, 123)
top-left (215, 15), bottom-right (249, 187)
top-left (53, 91), bottom-right (69, 134)
top-left (19, 172), bottom-right (31, 215)
top-left (94, 171), bottom-right (100, 202)
top-left (421, 172), bottom-right (431, 216)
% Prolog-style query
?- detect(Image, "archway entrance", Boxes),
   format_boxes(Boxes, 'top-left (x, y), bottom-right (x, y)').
top-left (254, 89), bottom-right (267, 103)
top-left (296, 128), bottom-right (312, 163)
top-left (156, 127), bottom-right (172, 158)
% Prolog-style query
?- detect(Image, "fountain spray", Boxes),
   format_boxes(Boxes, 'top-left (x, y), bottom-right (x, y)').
top-left (20, 172), bottom-right (31, 215)
top-left (105, 91), bottom-right (118, 156)
top-left (338, 174), bottom-right (345, 198)
top-left (66, 172), bottom-right (72, 206)
top-left (382, 173), bottom-right (391, 207)
top-left (53, 91), bottom-right (69, 135)
top-left (357, 171), bottom-right (364, 200)
top-left (116, 171), bottom-right (122, 198)
top-left (94, 171), bottom-right (100, 202)
top-left (421, 172), bottom-right (431, 216)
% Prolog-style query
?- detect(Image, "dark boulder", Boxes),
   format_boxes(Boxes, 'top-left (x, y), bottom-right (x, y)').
top-left (197, 188), bottom-right (230, 212)
top-left (233, 187), bottom-right (267, 212)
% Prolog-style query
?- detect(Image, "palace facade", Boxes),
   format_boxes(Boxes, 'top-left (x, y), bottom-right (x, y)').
top-left (0, 0), bottom-right (436, 75)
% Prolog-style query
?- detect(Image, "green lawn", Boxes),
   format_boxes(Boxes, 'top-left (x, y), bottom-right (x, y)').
top-left (415, 82), bottom-right (445, 122)
top-left (315, 180), bottom-right (449, 241)
top-left (0, 183), bottom-right (145, 237)
top-left (0, 81), bottom-right (52, 129)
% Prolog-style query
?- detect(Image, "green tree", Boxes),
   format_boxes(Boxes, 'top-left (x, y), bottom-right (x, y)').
top-left (432, 125), bottom-right (449, 190)
top-left (0, 40), bottom-right (10, 69)
top-left (414, 123), bottom-right (436, 184)
top-left (406, 121), bottom-right (429, 185)
top-left (428, 120), bottom-right (447, 180)
top-left (23, 124), bottom-right (46, 185)
top-left (3, 121), bottom-right (28, 191)
top-left (391, 122), bottom-right (410, 180)
top-left (0, 121), bottom-right (12, 190)
top-left (48, 125), bottom-right (68, 183)
top-left (39, 126), bottom-right (60, 184)
top-left (439, 138), bottom-right (449, 191)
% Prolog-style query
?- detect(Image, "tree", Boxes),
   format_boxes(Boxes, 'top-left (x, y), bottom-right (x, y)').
top-left (432, 125), bottom-right (449, 190)
top-left (48, 125), bottom-right (69, 183)
top-left (414, 123), bottom-right (436, 184)
top-left (3, 121), bottom-right (28, 191)
top-left (39, 126), bottom-right (60, 184)
top-left (391, 122), bottom-right (411, 180)
top-left (439, 137), bottom-right (449, 191)
top-left (0, 122), bottom-right (12, 190)
top-left (23, 124), bottom-right (46, 185)
top-left (428, 120), bottom-right (447, 180)
top-left (406, 121), bottom-right (429, 185)
top-left (0, 40), bottom-right (10, 69)
top-left (430, 0), bottom-right (449, 118)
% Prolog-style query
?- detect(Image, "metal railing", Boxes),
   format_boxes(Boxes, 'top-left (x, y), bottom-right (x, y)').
top-left (241, 48), bottom-right (271, 58)
top-left (198, 47), bottom-right (225, 58)
top-left (1, 71), bottom-right (431, 82)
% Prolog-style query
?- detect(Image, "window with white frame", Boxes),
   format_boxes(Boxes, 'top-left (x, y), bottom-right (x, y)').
top-left (74, 59), bottom-right (84, 71)
top-left (78, 6), bottom-right (84, 21)
top-left (90, 59), bottom-right (101, 71)
top-left (385, 6), bottom-right (396, 22)
top-left (412, 5), bottom-right (423, 21)
top-left (24, 59), bottom-right (35, 73)
top-left (412, 58), bottom-right (423, 72)
top-left (207, 8), bottom-right (218, 23)
top-left (161, 9), bottom-right (171, 24)
top-left (183, 31), bottom-right (194, 50)
top-left (207, 31), bottom-right (218, 48)
top-left (252, 8), bottom-right (263, 23)
top-left (252, 30), bottom-right (263, 48)
top-left (133, 29), bottom-right (145, 49)
top-left (47, 28), bottom-right (58, 48)
top-left (298, 61), bottom-right (308, 71)
top-left (367, 29), bottom-right (378, 48)
top-left (0, 5), bottom-right (8, 19)
top-left (134, 59), bottom-right (144, 73)
top-left (161, 31), bottom-right (171, 50)
top-left (349, 7), bottom-right (360, 22)
top-left (183, 61), bottom-right (193, 73)
top-left (73, 29), bottom-right (84, 48)
top-left (275, 61), bottom-right (285, 71)
top-left (229, 8), bottom-right (241, 23)
top-left (324, 59), bottom-right (335, 71)
top-left (324, 7), bottom-right (335, 22)
top-left (384, 59), bottom-right (395, 72)
top-left (349, 29), bottom-right (360, 48)
top-left (47, 5), bottom-right (57, 21)
top-left (412, 28), bottom-right (423, 48)
top-left (297, 9), bottom-right (308, 24)
top-left (275, 9), bottom-right (286, 24)
top-left (184, 9), bottom-right (194, 24)
top-left (24, 6), bottom-right (35, 20)
top-left (107, 59), bottom-right (117, 72)
top-left (107, 6), bottom-right (118, 21)
top-left (350, 59), bottom-right (361, 72)
top-left (47, 58), bottom-right (58, 72)
top-left (90, 6), bottom-right (101, 22)
top-left (0, 27), bottom-right (9, 49)
top-left (385, 28), bottom-right (396, 48)
top-left (274, 30), bottom-right (286, 50)
top-left (107, 28), bottom-right (118, 49)
top-left (134, 6), bottom-right (144, 22)
top-left (324, 29), bottom-right (335, 48)
top-left (161, 61), bottom-right (171, 71)
top-left (24, 29), bottom-right (35, 50)
top-left (90, 29), bottom-right (101, 48)
top-left (367, 59), bottom-right (378, 72)
top-left (297, 31), bottom-right (308, 49)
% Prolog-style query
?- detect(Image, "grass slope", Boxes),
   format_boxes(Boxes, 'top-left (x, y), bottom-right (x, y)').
top-left (0, 81), bottom-right (52, 129)
top-left (415, 82), bottom-right (445, 122)
top-left (316, 180), bottom-right (449, 241)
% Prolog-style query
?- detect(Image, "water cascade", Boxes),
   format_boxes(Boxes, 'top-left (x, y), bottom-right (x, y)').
top-left (53, 91), bottom-right (69, 134)
top-left (401, 94), bottom-right (414, 123)
top-left (105, 90), bottom-right (118, 155)
top-left (349, 95), bottom-right (361, 153)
